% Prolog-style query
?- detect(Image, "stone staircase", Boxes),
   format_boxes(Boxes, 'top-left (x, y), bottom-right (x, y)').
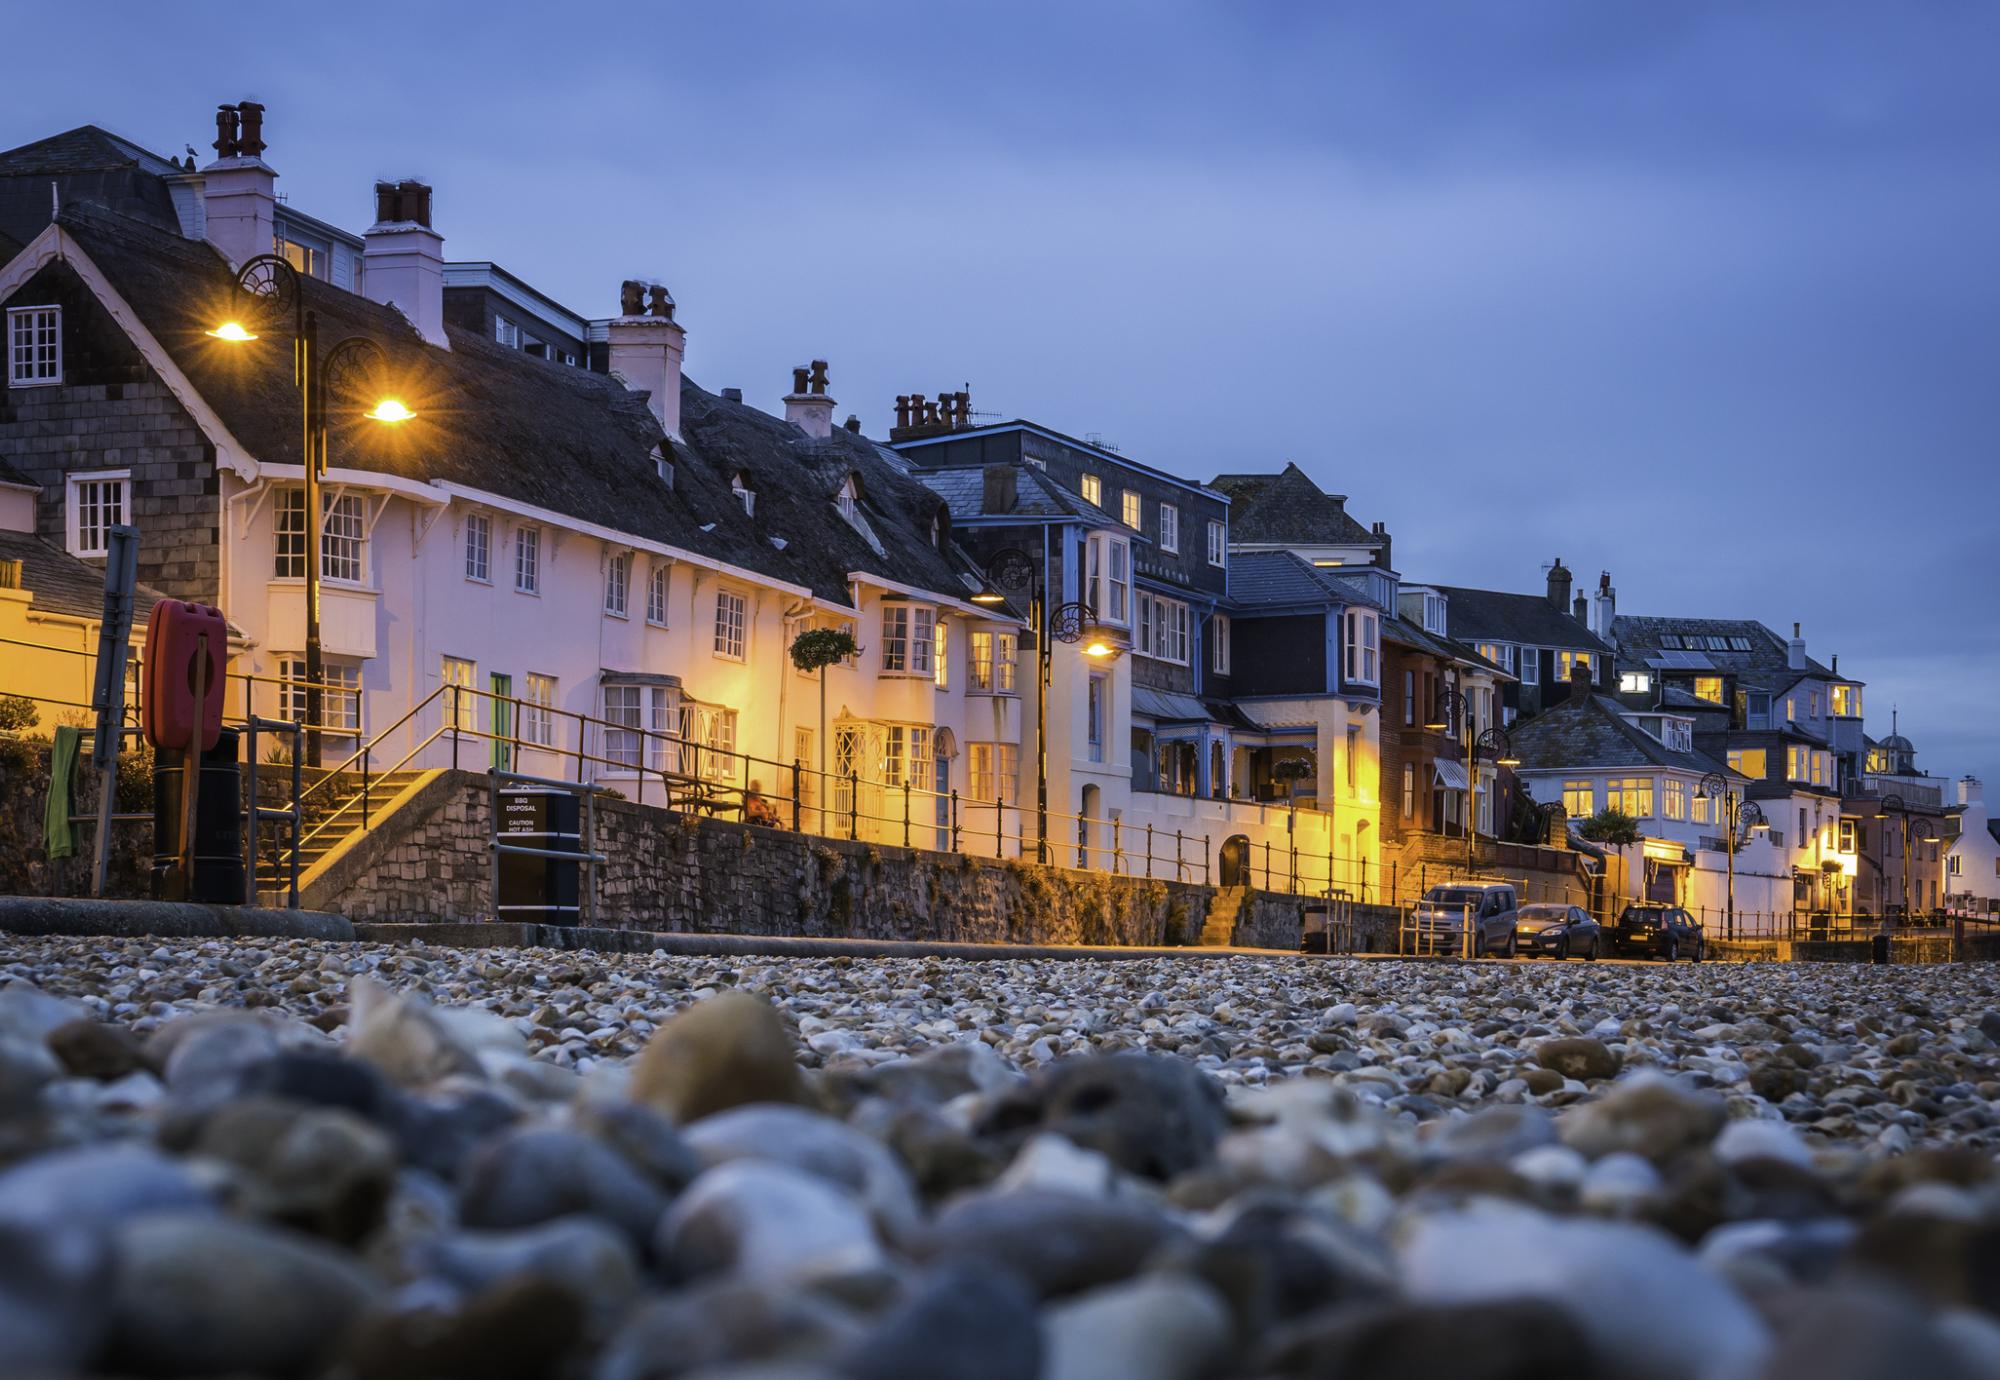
top-left (1200, 885), bottom-right (1251, 946)
top-left (256, 769), bottom-right (423, 897)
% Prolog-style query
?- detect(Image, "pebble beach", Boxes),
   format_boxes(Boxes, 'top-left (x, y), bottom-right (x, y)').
top-left (3, 935), bottom-right (1998, 1378)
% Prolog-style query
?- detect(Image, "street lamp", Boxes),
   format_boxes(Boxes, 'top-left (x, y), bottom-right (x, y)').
top-left (1878, 792), bottom-right (1937, 923)
top-left (1696, 772), bottom-right (1766, 940)
top-left (209, 254), bottom-right (412, 766)
top-left (1426, 687), bottom-right (1516, 875)
top-left (981, 546), bottom-right (1088, 865)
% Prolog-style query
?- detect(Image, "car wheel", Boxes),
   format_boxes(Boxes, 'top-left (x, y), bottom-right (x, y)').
top-left (1505, 930), bottom-right (1518, 959)
top-left (1693, 938), bottom-right (1706, 963)
top-left (1585, 936), bottom-right (1599, 961)
top-left (1556, 935), bottom-right (1570, 961)
top-left (1663, 937), bottom-right (1679, 963)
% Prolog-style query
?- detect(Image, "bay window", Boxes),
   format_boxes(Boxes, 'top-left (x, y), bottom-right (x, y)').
top-left (274, 488), bottom-right (366, 583)
top-left (968, 631), bottom-right (1017, 693)
top-left (1607, 776), bottom-right (1654, 818)
top-left (1085, 533), bottom-right (1131, 626)
top-left (1342, 607), bottom-right (1379, 686)
top-left (969, 743), bottom-right (1019, 805)
top-left (881, 604), bottom-right (936, 675)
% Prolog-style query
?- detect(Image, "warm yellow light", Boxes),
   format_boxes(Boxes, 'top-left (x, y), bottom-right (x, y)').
top-left (969, 591), bottom-right (1007, 605)
top-left (366, 399), bottom-right (416, 423)
top-left (207, 321), bottom-right (258, 343)
top-left (1083, 641), bottom-right (1114, 658)
top-left (1498, 755), bottom-right (1522, 768)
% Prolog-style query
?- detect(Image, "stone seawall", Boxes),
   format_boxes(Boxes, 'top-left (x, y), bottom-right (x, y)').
top-left (308, 772), bottom-right (1305, 950)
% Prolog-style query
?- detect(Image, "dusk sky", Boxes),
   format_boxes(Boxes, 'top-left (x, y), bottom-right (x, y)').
top-left (11, 3), bottom-right (1997, 791)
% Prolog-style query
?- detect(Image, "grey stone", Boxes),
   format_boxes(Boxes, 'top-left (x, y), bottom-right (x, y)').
top-left (1428, 1104), bottom-right (1558, 1163)
top-left (459, 1126), bottom-right (671, 1249)
top-left (1559, 1072), bottom-right (1727, 1163)
top-left (916, 1188), bottom-right (1183, 1298)
top-left (193, 1098), bottom-right (399, 1243)
top-left (1534, 1037), bottom-right (1621, 1082)
top-left (425, 1216), bottom-right (642, 1318)
top-left (837, 1263), bottom-right (1040, 1380)
top-left (630, 990), bottom-right (809, 1124)
top-left (597, 1280), bottom-right (864, 1380)
top-left (107, 1213), bottom-right (379, 1376)
top-left (975, 1053), bottom-right (1229, 1180)
top-left (1254, 1298), bottom-right (1610, 1380)
top-left (0, 1033), bottom-right (59, 1115)
top-left (0, 1143), bottom-right (214, 1230)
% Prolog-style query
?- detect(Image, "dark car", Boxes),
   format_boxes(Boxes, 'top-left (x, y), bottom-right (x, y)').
top-left (1514, 903), bottom-right (1601, 960)
top-left (1612, 904), bottom-right (1706, 961)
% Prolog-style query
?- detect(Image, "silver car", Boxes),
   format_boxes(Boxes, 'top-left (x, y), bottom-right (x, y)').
top-left (1409, 883), bottom-right (1520, 958)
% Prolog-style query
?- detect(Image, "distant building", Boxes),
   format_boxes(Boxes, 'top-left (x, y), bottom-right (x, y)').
top-left (1434, 559), bottom-right (1616, 722)
top-left (1945, 777), bottom-right (2000, 914)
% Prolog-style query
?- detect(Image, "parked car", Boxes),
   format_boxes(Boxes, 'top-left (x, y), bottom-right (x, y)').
top-left (1514, 903), bottom-right (1601, 960)
top-left (1410, 883), bottom-right (1520, 958)
top-left (1612, 904), bottom-right (1706, 961)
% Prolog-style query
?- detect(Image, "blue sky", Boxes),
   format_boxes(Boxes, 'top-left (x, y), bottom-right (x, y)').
top-left (10, 2), bottom-right (1997, 793)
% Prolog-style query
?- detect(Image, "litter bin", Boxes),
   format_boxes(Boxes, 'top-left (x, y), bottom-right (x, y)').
top-left (151, 726), bottom-right (244, 902)
top-left (496, 786), bottom-right (582, 925)
top-left (1870, 932), bottom-right (1891, 965)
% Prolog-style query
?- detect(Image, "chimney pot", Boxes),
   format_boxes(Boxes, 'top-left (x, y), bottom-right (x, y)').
top-left (792, 366), bottom-right (810, 395)
top-left (235, 101), bottom-right (267, 158)
top-left (721, 388), bottom-right (742, 403)
top-left (1546, 558), bottom-right (1572, 612)
top-left (844, 415), bottom-right (861, 433)
top-left (605, 280), bottom-right (687, 436)
top-left (201, 103), bottom-right (278, 269)
top-left (784, 361), bottom-right (836, 440)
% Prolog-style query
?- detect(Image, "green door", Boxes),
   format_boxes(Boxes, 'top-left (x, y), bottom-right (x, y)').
top-left (490, 673), bottom-right (514, 772)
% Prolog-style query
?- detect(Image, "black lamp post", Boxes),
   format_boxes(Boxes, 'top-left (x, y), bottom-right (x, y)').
top-left (209, 255), bottom-right (413, 766)
top-left (1696, 771), bottom-right (1766, 939)
top-left (1425, 686), bottom-right (1517, 874)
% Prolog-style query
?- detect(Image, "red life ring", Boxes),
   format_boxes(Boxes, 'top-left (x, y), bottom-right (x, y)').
top-left (142, 600), bottom-right (228, 752)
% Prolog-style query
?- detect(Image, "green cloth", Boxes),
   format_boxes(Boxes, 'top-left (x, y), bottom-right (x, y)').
top-left (44, 725), bottom-right (81, 859)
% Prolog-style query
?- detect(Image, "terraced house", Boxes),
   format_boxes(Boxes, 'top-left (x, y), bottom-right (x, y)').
top-left (0, 105), bottom-right (1025, 877)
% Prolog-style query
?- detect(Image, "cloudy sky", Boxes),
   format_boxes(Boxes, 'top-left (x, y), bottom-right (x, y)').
top-left (11, 2), bottom-right (1998, 792)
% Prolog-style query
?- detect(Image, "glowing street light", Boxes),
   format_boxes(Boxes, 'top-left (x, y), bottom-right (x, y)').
top-left (206, 320), bottom-right (258, 343)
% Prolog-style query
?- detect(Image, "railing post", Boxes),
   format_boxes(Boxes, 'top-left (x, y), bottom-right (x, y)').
top-left (289, 732), bottom-right (301, 908)
top-left (1145, 823), bottom-right (1153, 879)
top-left (793, 758), bottom-right (804, 832)
top-left (996, 795), bottom-right (1003, 859)
top-left (244, 716), bottom-right (260, 904)
top-left (1204, 833), bottom-right (1211, 885)
top-left (903, 780), bottom-right (911, 849)
top-left (362, 747), bottom-right (371, 828)
top-left (950, 789), bottom-right (960, 852)
top-left (1263, 840), bottom-right (1270, 890)
top-left (848, 771), bottom-right (859, 840)
top-left (1113, 817), bottom-right (1122, 875)
top-left (450, 685), bottom-right (461, 771)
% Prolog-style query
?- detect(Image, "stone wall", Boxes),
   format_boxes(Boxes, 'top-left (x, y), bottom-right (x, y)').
top-left (0, 736), bottom-right (154, 899)
top-left (308, 771), bottom-right (1305, 949)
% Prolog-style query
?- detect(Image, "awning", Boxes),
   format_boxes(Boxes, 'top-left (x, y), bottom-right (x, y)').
top-left (1433, 759), bottom-right (1471, 791)
top-left (1132, 687), bottom-right (1212, 724)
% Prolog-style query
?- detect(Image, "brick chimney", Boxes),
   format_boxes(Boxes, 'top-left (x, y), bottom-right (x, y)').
top-left (1546, 558), bottom-right (1572, 612)
top-left (202, 101), bottom-right (276, 269)
top-left (784, 360), bottom-right (835, 440)
top-left (606, 280), bottom-right (686, 438)
top-left (1371, 520), bottom-right (1393, 571)
top-left (1568, 659), bottom-right (1593, 703)
top-left (888, 388), bottom-right (972, 443)
top-left (1592, 571), bottom-right (1616, 646)
top-left (981, 465), bottom-right (1018, 514)
top-left (363, 180), bottom-right (447, 348)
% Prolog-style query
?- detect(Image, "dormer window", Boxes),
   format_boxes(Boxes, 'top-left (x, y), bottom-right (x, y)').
top-left (653, 446), bottom-right (673, 488)
top-left (836, 476), bottom-right (860, 525)
top-left (732, 473), bottom-right (755, 517)
top-left (1421, 592), bottom-right (1447, 637)
top-left (1079, 474), bottom-right (1102, 506)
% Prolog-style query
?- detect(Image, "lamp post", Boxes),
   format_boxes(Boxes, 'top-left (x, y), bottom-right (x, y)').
top-left (975, 547), bottom-right (1089, 865)
top-left (1425, 686), bottom-right (1517, 876)
top-left (1696, 772), bottom-right (1766, 940)
top-left (209, 256), bottom-right (413, 766)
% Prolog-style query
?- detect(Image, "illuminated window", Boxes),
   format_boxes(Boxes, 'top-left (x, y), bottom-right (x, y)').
top-left (881, 604), bottom-right (935, 675)
top-left (1619, 671), bottom-right (1650, 694)
top-left (1080, 473), bottom-right (1102, 506)
top-left (1556, 650), bottom-right (1593, 684)
top-left (1562, 780), bottom-right (1594, 816)
top-left (274, 488), bottom-right (365, 583)
top-left (1838, 819), bottom-right (1856, 853)
top-left (1693, 676), bottom-right (1723, 703)
top-left (1831, 684), bottom-right (1860, 717)
top-left (969, 631), bottom-right (1017, 693)
top-left (1607, 776), bottom-right (1654, 818)
top-left (1402, 763), bottom-right (1416, 818)
top-left (933, 619), bottom-right (949, 688)
top-left (1120, 490), bottom-right (1141, 529)
top-left (440, 656), bottom-right (476, 731)
top-left (970, 743), bottom-right (1019, 805)
top-left (1727, 747), bottom-right (1768, 779)
top-left (1662, 777), bottom-right (1686, 821)
top-left (1477, 643), bottom-right (1515, 675)
top-left (523, 673), bottom-right (556, 746)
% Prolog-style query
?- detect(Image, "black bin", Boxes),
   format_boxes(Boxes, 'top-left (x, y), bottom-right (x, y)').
top-left (151, 727), bottom-right (245, 903)
top-left (1871, 932), bottom-right (1891, 965)
top-left (496, 787), bottom-right (582, 926)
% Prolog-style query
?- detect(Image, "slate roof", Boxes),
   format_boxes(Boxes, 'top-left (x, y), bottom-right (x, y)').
top-left (1227, 551), bottom-right (1356, 609)
top-left (0, 457), bottom-right (35, 487)
top-left (1510, 693), bottom-right (1738, 778)
top-left (1612, 615), bottom-right (1836, 690)
top-left (1383, 615), bottom-right (1512, 680)
top-left (49, 205), bottom-right (980, 611)
top-left (916, 464), bottom-right (1120, 528)
top-left (0, 126), bottom-right (186, 249)
top-left (1434, 584), bottom-right (1613, 655)
top-left (0, 528), bottom-right (165, 623)
top-left (1208, 463), bottom-right (1376, 547)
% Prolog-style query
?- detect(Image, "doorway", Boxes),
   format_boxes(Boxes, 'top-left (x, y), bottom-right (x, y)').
top-left (490, 673), bottom-right (514, 772)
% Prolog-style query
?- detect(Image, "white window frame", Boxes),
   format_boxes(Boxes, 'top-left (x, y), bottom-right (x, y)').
top-left (1158, 503), bottom-right (1179, 554)
top-left (440, 656), bottom-right (476, 731)
top-left (1210, 614), bottom-right (1231, 675)
top-left (1079, 473), bottom-right (1102, 506)
top-left (1342, 607), bottom-right (1379, 687)
top-left (969, 742), bottom-right (1019, 805)
top-left (1562, 779), bottom-right (1594, 817)
top-left (1120, 489), bottom-right (1141, 530)
top-left (1520, 648), bottom-right (1540, 685)
top-left (1662, 776), bottom-right (1687, 821)
top-left (1206, 519), bottom-right (1226, 567)
top-left (278, 656), bottom-right (362, 733)
top-left (646, 564), bottom-right (670, 627)
top-left (1135, 592), bottom-right (1189, 665)
top-left (523, 673), bottom-right (557, 747)
top-left (464, 512), bottom-right (491, 583)
top-left (66, 469), bottom-right (129, 558)
top-left (713, 588), bottom-right (747, 660)
top-left (7, 306), bottom-right (61, 387)
top-left (604, 551), bottom-right (630, 618)
top-left (933, 618), bottom-right (949, 688)
top-left (1085, 532), bottom-right (1131, 627)
top-left (1087, 673), bottom-right (1106, 763)
top-left (515, 526), bottom-right (541, 595)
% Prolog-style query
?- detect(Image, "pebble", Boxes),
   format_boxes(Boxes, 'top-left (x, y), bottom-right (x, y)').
top-left (1040, 1273), bottom-right (1232, 1380)
top-left (629, 988), bottom-right (808, 1123)
top-left (660, 1159), bottom-right (883, 1287)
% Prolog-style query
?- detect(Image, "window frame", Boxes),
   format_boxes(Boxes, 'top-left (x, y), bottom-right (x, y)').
top-left (464, 512), bottom-right (491, 583)
top-left (1206, 520), bottom-right (1227, 567)
top-left (604, 550), bottom-right (630, 618)
top-left (277, 656), bottom-right (363, 733)
top-left (7, 305), bottom-right (61, 387)
top-left (1210, 613), bottom-right (1230, 675)
top-left (523, 673), bottom-right (557, 747)
top-left (65, 468), bottom-right (129, 558)
top-left (1120, 489), bottom-right (1142, 530)
top-left (1342, 607), bottom-right (1380, 687)
top-left (646, 563), bottom-right (670, 627)
top-left (713, 588), bottom-right (747, 661)
top-left (1079, 473), bottom-right (1102, 506)
top-left (514, 526), bottom-right (541, 595)
top-left (1158, 503), bottom-right (1179, 554)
